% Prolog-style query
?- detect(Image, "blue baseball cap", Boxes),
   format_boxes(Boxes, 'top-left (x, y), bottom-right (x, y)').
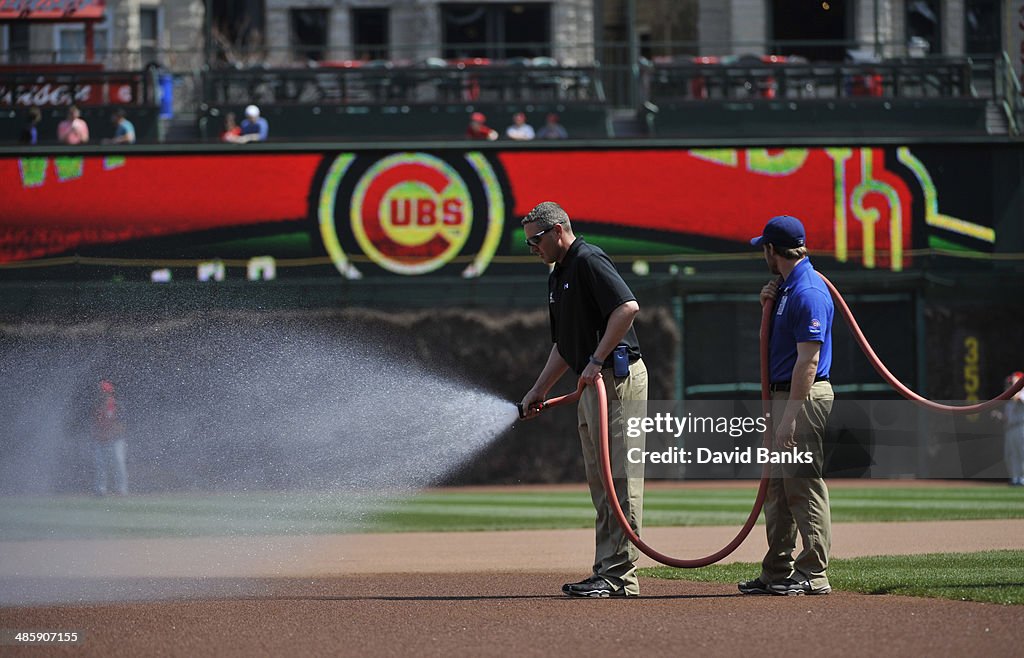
top-left (750, 215), bottom-right (806, 249)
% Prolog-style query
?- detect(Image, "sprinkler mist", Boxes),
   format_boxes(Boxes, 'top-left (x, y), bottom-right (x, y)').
top-left (0, 312), bottom-right (520, 604)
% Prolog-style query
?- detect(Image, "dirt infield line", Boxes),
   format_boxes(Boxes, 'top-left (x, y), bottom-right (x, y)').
top-left (3, 520), bottom-right (1023, 656)
top-left (2, 519), bottom-right (1022, 581)
top-left (2, 573), bottom-right (1022, 658)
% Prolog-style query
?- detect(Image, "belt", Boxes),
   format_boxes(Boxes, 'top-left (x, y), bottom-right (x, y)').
top-left (770, 376), bottom-right (829, 393)
top-left (600, 356), bottom-right (641, 370)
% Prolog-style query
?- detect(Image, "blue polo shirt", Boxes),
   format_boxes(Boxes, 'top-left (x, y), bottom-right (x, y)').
top-left (115, 119), bottom-right (135, 143)
top-left (241, 117), bottom-right (269, 141)
top-left (769, 258), bottom-right (833, 383)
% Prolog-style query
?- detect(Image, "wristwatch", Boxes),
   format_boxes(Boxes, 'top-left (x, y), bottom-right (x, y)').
top-left (588, 355), bottom-right (604, 367)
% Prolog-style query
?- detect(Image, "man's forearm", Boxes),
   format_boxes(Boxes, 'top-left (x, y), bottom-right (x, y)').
top-left (591, 301), bottom-right (639, 362)
top-left (784, 352), bottom-right (819, 419)
top-left (531, 345), bottom-right (570, 396)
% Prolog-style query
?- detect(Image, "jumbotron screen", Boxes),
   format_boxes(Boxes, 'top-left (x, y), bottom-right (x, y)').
top-left (0, 145), bottom-right (1003, 278)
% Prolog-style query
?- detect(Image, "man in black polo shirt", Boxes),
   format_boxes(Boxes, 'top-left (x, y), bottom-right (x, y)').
top-left (519, 201), bottom-right (648, 598)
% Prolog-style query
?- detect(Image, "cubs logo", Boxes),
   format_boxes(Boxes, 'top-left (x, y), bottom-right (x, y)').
top-left (316, 151), bottom-right (508, 277)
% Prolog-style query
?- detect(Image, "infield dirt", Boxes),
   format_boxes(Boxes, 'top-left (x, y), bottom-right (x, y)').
top-left (2, 517), bottom-right (1023, 657)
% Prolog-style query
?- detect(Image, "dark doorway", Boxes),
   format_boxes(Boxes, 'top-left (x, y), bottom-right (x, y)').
top-left (441, 3), bottom-right (551, 60)
top-left (210, 0), bottom-right (266, 63)
top-left (965, 0), bottom-right (1000, 55)
top-left (7, 22), bottom-right (30, 64)
top-left (771, 0), bottom-right (849, 62)
top-left (290, 8), bottom-right (329, 62)
top-left (907, 0), bottom-right (941, 55)
top-left (352, 8), bottom-right (389, 60)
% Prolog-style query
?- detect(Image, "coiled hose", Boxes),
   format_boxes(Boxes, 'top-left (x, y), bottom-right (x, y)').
top-left (536, 272), bottom-right (1024, 567)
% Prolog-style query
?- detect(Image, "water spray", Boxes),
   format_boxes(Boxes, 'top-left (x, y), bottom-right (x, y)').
top-left (0, 314), bottom-right (521, 605)
top-left (526, 271), bottom-right (1024, 568)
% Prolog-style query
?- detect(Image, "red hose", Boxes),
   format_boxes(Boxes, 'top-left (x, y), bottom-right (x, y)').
top-left (819, 273), bottom-right (1024, 412)
top-left (538, 299), bottom-right (775, 568)
top-left (537, 272), bottom-right (1023, 569)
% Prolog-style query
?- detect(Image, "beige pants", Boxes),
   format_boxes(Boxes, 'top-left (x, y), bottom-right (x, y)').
top-left (577, 358), bottom-right (648, 595)
top-left (760, 380), bottom-right (834, 590)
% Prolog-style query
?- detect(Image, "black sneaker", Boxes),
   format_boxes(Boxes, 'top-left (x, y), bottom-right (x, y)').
top-left (737, 577), bottom-right (772, 595)
top-left (769, 577), bottom-right (831, 596)
top-left (561, 575), bottom-right (602, 595)
top-left (563, 576), bottom-right (633, 598)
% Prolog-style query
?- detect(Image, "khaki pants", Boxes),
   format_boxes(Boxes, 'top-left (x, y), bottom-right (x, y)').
top-left (577, 358), bottom-right (648, 595)
top-left (760, 380), bottom-right (834, 590)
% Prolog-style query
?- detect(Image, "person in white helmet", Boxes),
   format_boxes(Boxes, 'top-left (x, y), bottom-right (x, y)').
top-left (239, 104), bottom-right (269, 142)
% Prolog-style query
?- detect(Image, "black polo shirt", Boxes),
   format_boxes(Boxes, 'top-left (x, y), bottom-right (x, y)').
top-left (549, 238), bottom-right (642, 375)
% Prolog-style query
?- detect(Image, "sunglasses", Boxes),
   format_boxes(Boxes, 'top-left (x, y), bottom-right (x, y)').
top-left (525, 226), bottom-right (555, 247)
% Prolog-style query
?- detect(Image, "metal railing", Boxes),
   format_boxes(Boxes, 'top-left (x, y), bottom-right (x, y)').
top-left (3, 37), bottom-right (1020, 135)
top-left (0, 68), bottom-right (157, 107)
top-left (998, 51), bottom-right (1023, 135)
top-left (0, 47), bottom-right (204, 72)
top-left (642, 55), bottom-right (1002, 104)
top-left (202, 62), bottom-right (605, 107)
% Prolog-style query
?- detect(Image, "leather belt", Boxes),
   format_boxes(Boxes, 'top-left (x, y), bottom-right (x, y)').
top-left (770, 376), bottom-right (830, 393)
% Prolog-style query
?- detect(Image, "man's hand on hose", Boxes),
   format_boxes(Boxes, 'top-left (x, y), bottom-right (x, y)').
top-left (519, 389), bottom-right (545, 420)
top-left (581, 361), bottom-right (603, 385)
top-left (760, 280), bottom-right (779, 307)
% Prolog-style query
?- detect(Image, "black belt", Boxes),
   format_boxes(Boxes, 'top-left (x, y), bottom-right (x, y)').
top-left (770, 376), bottom-right (829, 393)
top-left (599, 355), bottom-right (641, 369)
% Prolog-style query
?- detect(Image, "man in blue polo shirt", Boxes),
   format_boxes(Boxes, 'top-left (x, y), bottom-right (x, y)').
top-left (239, 105), bottom-right (269, 143)
top-left (739, 214), bottom-right (835, 597)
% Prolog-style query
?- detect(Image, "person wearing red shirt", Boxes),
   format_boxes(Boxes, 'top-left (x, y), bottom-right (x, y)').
top-left (465, 112), bottom-right (498, 140)
top-left (93, 379), bottom-right (128, 496)
top-left (220, 112), bottom-right (243, 143)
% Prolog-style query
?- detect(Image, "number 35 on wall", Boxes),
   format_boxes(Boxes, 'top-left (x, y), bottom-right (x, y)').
top-left (963, 335), bottom-right (981, 421)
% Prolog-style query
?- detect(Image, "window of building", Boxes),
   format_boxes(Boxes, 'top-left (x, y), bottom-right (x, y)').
top-left (770, 0), bottom-right (849, 62)
top-left (211, 0), bottom-right (266, 64)
top-left (639, 32), bottom-right (652, 61)
top-left (906, 0), bottom-right (941, 56)
top-left (964, 0), bottom-right (1000, 55)
top-left (140, 7), bottom-right (161, 65)
top-left (5, 22), bottom-right (31, 64)
top-left (441, 3), bottom-right (551, 60)
top-left (352, 8), bottom-right (389, 60)
top-left (54, 16), bottom-right (110, 64)
top-left (290, 8), bottom-right (330, 62)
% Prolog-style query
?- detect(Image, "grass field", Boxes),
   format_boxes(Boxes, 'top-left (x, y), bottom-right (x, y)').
top-left (1, 484), bottom-right (1021, 540)
top-left (642, 550), bottom-right (1024, 605)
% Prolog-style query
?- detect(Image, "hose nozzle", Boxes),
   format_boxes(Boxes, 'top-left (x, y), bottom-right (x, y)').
top-left (516, 380), bottom-right (587, 420)
top-left (515, 401), bottom-right (545, 419)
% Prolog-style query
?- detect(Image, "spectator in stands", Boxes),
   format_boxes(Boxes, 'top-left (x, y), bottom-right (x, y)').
top-left (57, 105), bottom-right (89, 145)
top-left (505, 112), bottom-right (535, 141)
top-left (536, 113), bottom-right (568, 140)
top-left (220, 112), bottom-right (243, 143)
top-left (466, 112), bottom-right (498, 141)
top-left (19, 107), bottom-right (41, 145)
top-left (104, 108), bottom-right (136, 144)
top-left (239, 104), bottom-right (269, 142)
